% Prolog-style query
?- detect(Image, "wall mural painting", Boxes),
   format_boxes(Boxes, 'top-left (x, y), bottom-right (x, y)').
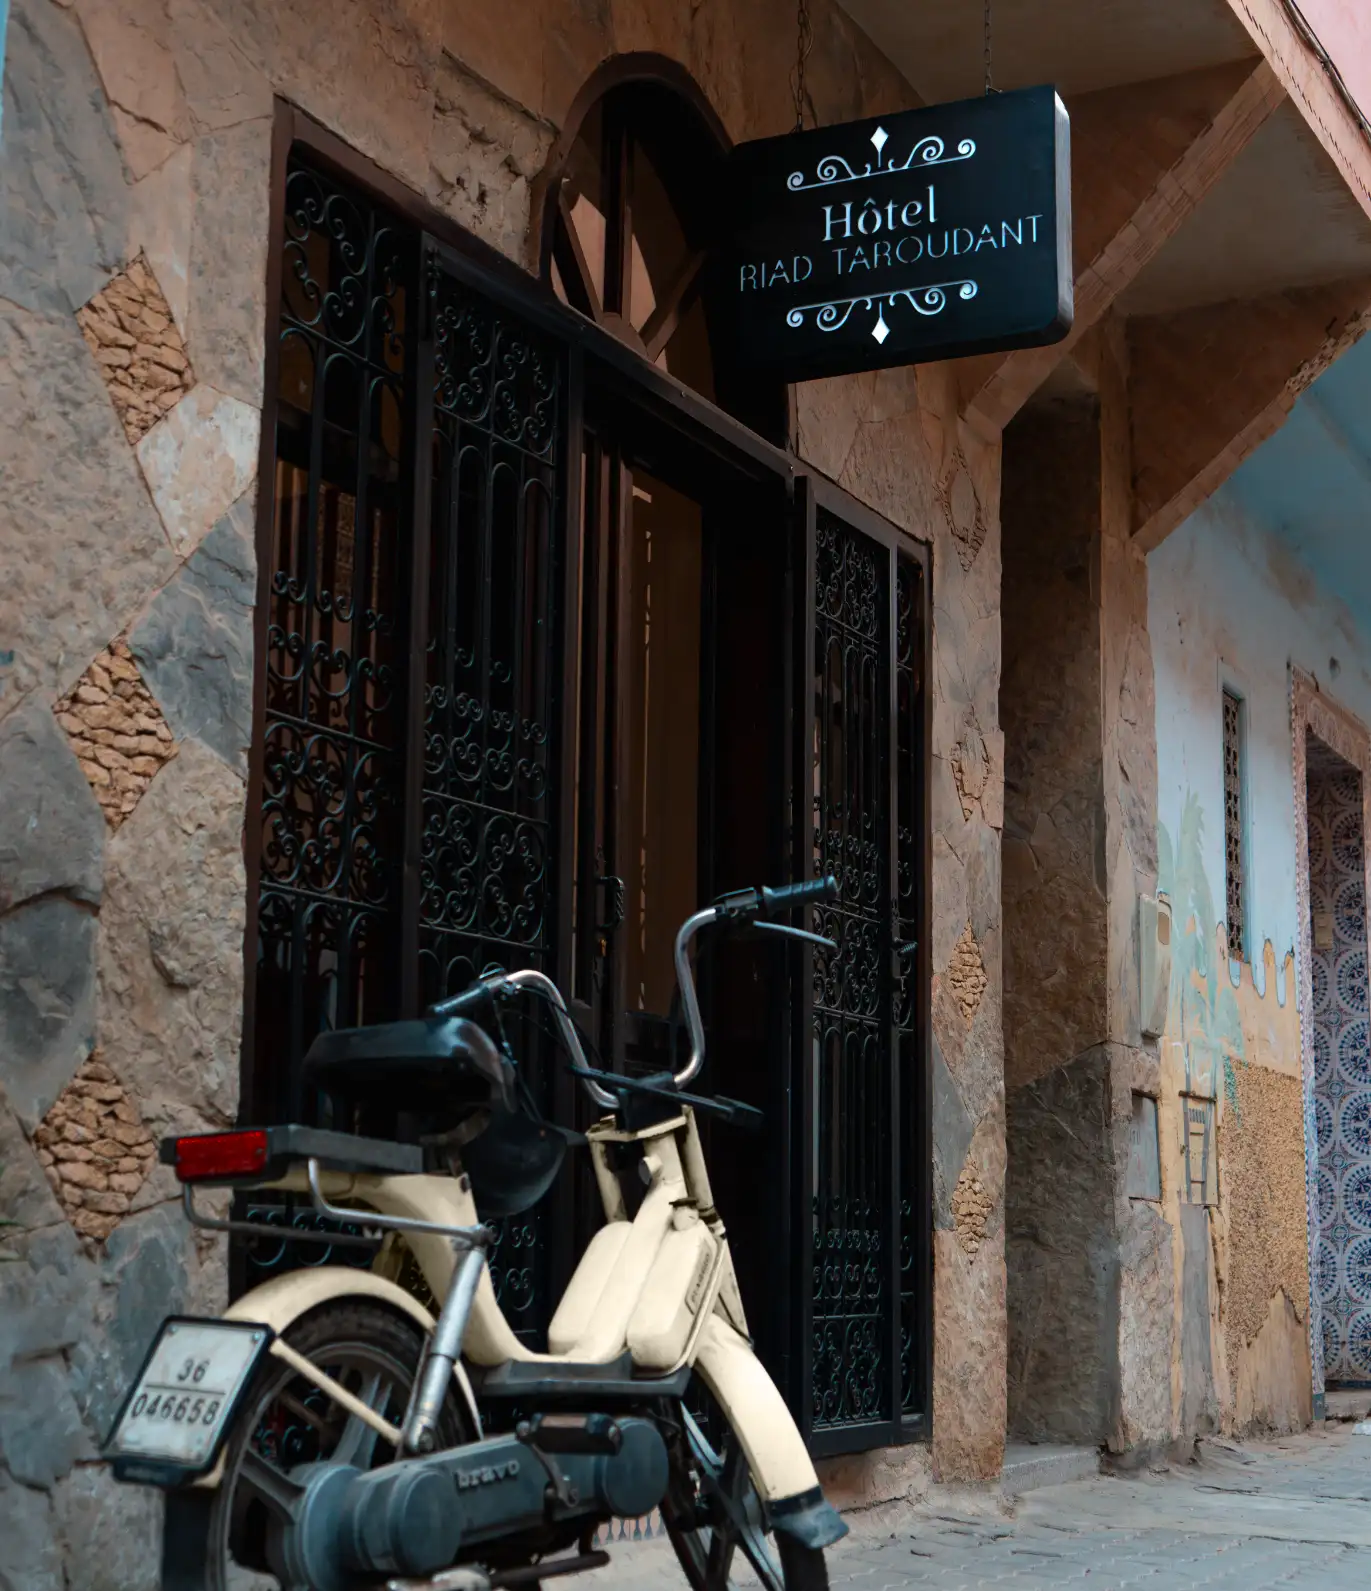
top-left (1158, 794), bottom-right (1244, 1111)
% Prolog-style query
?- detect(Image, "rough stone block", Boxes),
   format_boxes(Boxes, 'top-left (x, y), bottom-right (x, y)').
top-left (1117, 1195), bottom-right (1176, 1450)
top-left (185, 116), bottom-right (271, 406)
top-left (0, 1356), bottom-right (93, 1487)
top-left (932, 1225), bottom-right (1007, 1482)
top-left (940, 448), bottom-right (989, 571)
top-left (428, 53), bottom-right (554, 263)
top-left (82, 1206), bottom-right (191, 1440)
top-left (54, 642), bottom-right (177, 831)
top-left (1006, 1050), bottom-right (1119, 1446)
top-left (0, 702), bottom-right (105, 914)
top-left (0, 1471), bottom-right (63, 1591)
top-left (73, 0), bottom-right (195, 181)
top-left (0, 301), bottom-right (176, 718)
top-left (0, 897), bottom-right (97, 1131)
top-left (125, 142), bottom-right (195, 335)
top-left (932, 1035), bottom-right (974, 1232)
top-left (130, 492), bottom-right (257, 774)
top-left (135, 383), bottom-right (259, 559)
top-left (97, 739), bottom-right (245, 1132)
top-left (77, 254), bottom-right (196, 445)
top-left (0, 0), bottom-right (131, 316)
top-left (0, 1089), bottom-right (68, 1238)
top-left (53, 1460), bottom-right (162, 1591)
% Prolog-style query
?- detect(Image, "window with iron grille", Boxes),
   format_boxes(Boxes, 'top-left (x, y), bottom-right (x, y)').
top-left (1222, 688), bottom-right (1246, 960)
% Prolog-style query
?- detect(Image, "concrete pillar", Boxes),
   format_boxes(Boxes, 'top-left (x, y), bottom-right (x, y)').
top-left (1001, 322), bottom-right (1171, 1458)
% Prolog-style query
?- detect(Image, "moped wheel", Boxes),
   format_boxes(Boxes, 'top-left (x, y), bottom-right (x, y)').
top-left (161, 1301), bottom-right (473, 1591)
top-left (662, 1400), bottom-right (829, 1591)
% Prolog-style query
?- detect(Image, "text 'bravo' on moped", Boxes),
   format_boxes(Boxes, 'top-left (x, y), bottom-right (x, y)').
top-left (104, 877), bottom-right (847, 1591)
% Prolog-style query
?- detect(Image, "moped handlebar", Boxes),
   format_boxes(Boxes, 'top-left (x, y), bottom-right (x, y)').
top-left (430, 876), bottom-right (839, 1109)
top-left (672, 874), bottom-right (838, 1088)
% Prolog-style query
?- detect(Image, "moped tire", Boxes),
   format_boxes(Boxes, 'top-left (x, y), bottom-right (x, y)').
top-left (161, 1300), bottom-right (472, 1591)
top-left (661, 1397), bottom-right (829, 1591)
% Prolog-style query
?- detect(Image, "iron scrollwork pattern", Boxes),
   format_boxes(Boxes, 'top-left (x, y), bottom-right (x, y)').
top-left (254, 157), bottom-right (417, 1132)
top-left (421, 265), bottom-right (563, 1340)
top-left (810, 510), bottom-right (893, 1432)
top-left (895, 555), bottom-right (925, 1417)
top-left (246, 161), bottom-right (564, 1344)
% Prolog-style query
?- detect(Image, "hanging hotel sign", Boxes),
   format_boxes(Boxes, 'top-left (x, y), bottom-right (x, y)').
top-left (727, 85), bottom-right (1072, 381)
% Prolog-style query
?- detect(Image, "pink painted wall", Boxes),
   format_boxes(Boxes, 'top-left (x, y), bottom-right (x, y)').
top-left (1296, 0), bottom-right (1371, 123)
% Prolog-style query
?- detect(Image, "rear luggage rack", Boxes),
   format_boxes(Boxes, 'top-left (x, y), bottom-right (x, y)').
top-left (166, 1127), bottom-right (491, 1253)
top-left (162, 1125), bottom-right (424, 1183)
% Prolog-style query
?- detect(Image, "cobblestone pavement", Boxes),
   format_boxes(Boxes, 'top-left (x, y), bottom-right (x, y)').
top-left (586, 1426), bottom-right (1371, 1589)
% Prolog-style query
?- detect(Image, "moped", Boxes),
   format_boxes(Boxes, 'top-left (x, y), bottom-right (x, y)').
top-left (105, 877), bottom-right (846, 1591)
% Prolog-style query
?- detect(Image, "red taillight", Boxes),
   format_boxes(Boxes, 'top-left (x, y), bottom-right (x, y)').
top-left (174, 1130), bottom-right (269, 1182)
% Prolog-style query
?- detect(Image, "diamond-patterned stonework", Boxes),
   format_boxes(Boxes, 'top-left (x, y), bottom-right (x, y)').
top-left (76, 253), bottom-right (194, 445)
top-left (952, 723), bottom-right (990, 821)
top-left (940, 449), bottom-right (987, 573)
top-left (55, 640), bottom-right (177, 829)
top-left (947, 921), bottom-right (989, 1025)
top-left (33, 1053), bottom-right (157, 1243)
top-left (952, 1159), bottom-right (994, 1257)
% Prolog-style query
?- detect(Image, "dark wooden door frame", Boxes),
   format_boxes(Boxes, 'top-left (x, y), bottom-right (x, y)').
top-left (242, 95), bottom-right (933, 1449)
top-left (792, 475), bottom-right (933, 1455)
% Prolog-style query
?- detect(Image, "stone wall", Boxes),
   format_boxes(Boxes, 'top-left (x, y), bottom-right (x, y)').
top-left (999, 395), bottom-right (1117, 1445)
top-left (1, 0), bottom-right (257, 1580)
top-left (1006, 1049), bottom-right (1119, 1443)
top-left (998, 328), bottom-right (1173, 1459)
top-left (0, 0), bottom-right (1007, 1575)
top-left (1096, 324), bottom-right (1172, 1458)
top-left (1000, 397), bottom-right (1108, 1091)
top-left (798, 357), bottom-right (1006, 1493)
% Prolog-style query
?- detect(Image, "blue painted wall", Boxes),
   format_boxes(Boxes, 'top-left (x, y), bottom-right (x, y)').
top-left (1151, 489), bottom-right (1371, 984)
top-left (1151, 352), bottom-right (1371, 985)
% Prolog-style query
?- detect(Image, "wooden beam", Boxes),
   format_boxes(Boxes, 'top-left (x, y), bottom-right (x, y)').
top-left (1227, 0), bottom-right (1371, 227)
top-left (641, 250), bottom-right (706, 361)
top-left (962, 60), bottom-right (1285, 438)
top-left (1130, 276), bottom-right (1371, 553)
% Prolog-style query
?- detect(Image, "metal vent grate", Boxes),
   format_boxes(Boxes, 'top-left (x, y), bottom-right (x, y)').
top-left (1222, 689), bottom-right (1245, 960)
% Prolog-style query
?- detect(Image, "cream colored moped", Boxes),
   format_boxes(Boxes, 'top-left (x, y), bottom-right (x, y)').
top-left (106, 878), bottom-right (846, 1591)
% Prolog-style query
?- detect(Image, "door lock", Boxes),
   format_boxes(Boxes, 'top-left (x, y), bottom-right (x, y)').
top-left (596, 875), bottom-right (626, 934)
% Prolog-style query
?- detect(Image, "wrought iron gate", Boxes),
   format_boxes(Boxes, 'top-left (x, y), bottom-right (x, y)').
top-left (800, 485), bottom-right (930, 1454)
top-left (241, 152), bottom-right (565, 1336)
top-left (241, 134), bottom-right (931, 1448)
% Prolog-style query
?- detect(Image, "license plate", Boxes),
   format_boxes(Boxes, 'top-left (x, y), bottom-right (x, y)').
top-left (105, 1317), bottom-right (272, 1483)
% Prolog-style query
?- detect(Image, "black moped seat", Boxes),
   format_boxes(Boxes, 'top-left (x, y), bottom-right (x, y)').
top-left (301, 1015), bottom-right (512, 1116)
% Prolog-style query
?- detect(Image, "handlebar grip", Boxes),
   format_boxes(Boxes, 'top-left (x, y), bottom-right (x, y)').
top-left (430, 980), bottom-right (499, 1020)
top-left (759, 875), bottom-right (839, 918)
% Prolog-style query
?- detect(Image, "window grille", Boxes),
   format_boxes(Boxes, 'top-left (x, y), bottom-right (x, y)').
top-left (1222, 688), bottom-right (1245, 960)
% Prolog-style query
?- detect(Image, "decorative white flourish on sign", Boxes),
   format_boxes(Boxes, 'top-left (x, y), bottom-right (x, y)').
top-left (785, 280), bottom-right (979, 341)
top-left (787, 126), bottom-right (976, 193)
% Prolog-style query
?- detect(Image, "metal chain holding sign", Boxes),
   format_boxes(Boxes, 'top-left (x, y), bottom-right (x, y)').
top-left (792, 0), bottom-right (814, 131)
top-left (984, 0), bottom-right (994, 95)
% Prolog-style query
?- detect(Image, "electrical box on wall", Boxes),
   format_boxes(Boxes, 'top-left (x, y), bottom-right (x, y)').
top-left (1139, 892), bottom-right (1172, 1040)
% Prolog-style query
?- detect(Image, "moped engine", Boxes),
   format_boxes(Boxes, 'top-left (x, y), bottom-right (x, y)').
top-left (274, 1415), bottom-right (668, 1591)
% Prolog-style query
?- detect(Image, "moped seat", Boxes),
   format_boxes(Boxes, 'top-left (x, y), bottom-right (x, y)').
top-left (302, 1015), bottom-right (513, 1116)
top-left (471, 1352), bottom-right (692, 1402)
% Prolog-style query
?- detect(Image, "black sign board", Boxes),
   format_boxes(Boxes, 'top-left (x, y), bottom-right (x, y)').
top-left (727, 86), bottom-right (1072, 381)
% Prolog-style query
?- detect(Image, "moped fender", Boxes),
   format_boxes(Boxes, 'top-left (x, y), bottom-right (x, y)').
top-left (213, 1268), bottom-right (481, 1455)
top-left (693, 1313), bottom-right (845, 1547)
